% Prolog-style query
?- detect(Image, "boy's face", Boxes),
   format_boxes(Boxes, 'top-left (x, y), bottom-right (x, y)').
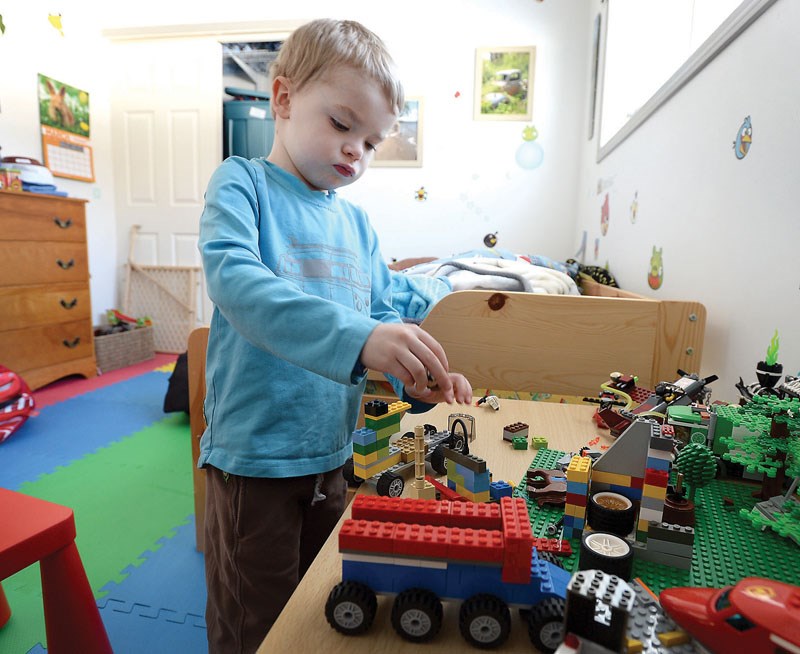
top-left (269, 66), bottom-right (398, 191)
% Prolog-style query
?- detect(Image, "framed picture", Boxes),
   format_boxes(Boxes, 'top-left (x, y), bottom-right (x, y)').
top-left (372, 98), bottom-right (423, 167)
top-left (474, 46), bottom-right (536, 121)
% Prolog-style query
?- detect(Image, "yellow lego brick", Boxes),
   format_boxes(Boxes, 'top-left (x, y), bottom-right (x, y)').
top-left (643, 484), bottom-right (667, 499)
top-left (352, 451), bottom-right (378, 466)
top-left (626, 637), bottom-right (643, 654)
top-left (460, 489), bottom-right (490, 503)
top-left (637, 517), bottom-right (652, 533)
top-left (591, 470), bottom-right (631, 487)
top-left (572, 505), bottom-right (586, 520)
top-left (566, 455), bottom-right (591, 482)
top-left (658, 631), bottom-right (691, 647)
top-left (353, 452), bottom-right (402, 479)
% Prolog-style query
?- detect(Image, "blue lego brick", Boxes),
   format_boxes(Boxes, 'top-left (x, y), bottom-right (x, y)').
top-left (566, 481), bottom-right (588, 494)
top-left (490, 481), bottom-right (514, 499)
top-left (352, 427), bottom-right (376, 446)
top-left (608, 484), bottom-right (643, 501)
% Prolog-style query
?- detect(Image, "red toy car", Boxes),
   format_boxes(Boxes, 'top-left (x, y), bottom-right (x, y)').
top-left (660, 577), bottom-right (800, 654)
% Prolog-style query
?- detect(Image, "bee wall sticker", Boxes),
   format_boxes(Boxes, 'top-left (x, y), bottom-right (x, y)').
top-left (733, 115), bottom-right (752, 159)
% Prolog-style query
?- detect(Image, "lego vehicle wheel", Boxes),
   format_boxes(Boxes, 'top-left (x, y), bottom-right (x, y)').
top-left (527, 597), bottom-right (566, 653)
top-left (587, 491), bottom-right (636, 537)
top-left (342, 458), bottom-right (363, 487)
top-left (390, 588), bottom-right (443, 643)
top-left (458, 593), bottom-right (511, 649)
top-left (447, 418), bottom-right (470, 454)
top-left (376, 471), bottom-right (404, 497)
top-left (578, 531), bottom-right (633, 580)
top-left (537, 551), bottom-right (565, 569)
top-left (430, 444), bottom-right (448, 475)
top-left (325, 581), bottom-right (377, 635)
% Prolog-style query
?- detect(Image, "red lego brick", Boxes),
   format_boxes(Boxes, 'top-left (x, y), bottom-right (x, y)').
top-left (447, 527), bottom-right (505, 563)
top-left (533, 538), bottom-right (573, 556)
top-left (644, 468), bottom-right (669, 488)
top-left (565, 492), bottom-right (587, 507)
top-left (449, 500), bottom-right (503, 530)
top-left (629, 476), bottom-right (645, 490)
top-left (660, 424), bottom-right (675, 437)
top-left (393, 522), bottom-right (451, 559)
top-left (501, 497), bottom-right (533, 542)
top-left (350, 495), bottom-right (453, 526)
top-left (339, 519), bottom-right (397, 554)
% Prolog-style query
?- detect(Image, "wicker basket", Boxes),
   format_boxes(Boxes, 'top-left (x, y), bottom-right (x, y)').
top-left (94, 326), bottom-right (155, 374)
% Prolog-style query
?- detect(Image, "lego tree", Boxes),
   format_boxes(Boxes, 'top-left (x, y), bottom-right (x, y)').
top-left (719, 395), bottom-right (800, 500)
top-left (674, 443), bottom-right (717, 502)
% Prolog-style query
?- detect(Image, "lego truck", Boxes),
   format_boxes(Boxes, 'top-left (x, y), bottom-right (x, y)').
top-left (325, 495), bottom-right (571, 651)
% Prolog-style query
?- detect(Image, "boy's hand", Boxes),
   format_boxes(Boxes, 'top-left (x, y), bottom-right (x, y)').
top-left (405, 372), bottom-right (473, 405)
top-left (360, 323), bottom-right (463, 403)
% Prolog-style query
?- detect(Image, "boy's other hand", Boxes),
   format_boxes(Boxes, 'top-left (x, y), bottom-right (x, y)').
top-left (360, 323), bottom-right (460, 403)
top-left (405, 372), bottom-right (473, 405)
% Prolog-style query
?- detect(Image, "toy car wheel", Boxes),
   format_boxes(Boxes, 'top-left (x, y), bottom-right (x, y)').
top-left (430, 444), bottom-right (448, 475)
top-left (325, 581), bottom-right (377, 635)
top-left (447, 419), bottom-right (470, 454)
top-left (527, 597), bottom-right (566, 653)
top-left (578, 531), bottom-right (633, 580)
top-left (377, 471), bottom-right (404, 497)
top-left (342, 458), bottom-right (363, 487)
top-left (391, 588), bottom-right (443, 643)
top-left (459, 594), bottom-right (511, 649)
top-left (587, 491), bottom-right (636, 537)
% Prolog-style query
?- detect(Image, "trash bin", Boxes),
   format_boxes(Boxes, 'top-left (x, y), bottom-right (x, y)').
top-left (223, 87), bottom-right (274, 160)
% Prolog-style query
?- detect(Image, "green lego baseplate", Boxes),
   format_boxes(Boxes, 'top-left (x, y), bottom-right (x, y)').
top-left (518, 448), bottom-right (800, 595)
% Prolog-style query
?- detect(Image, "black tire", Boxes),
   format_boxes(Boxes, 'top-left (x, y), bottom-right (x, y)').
top-left (578, 531), bottom-right (634, 580)
top-left (325, 581), bottom-right (377, 635)
top-left (424, 423), bottom-right (437, 435)
top-left (587, 491), bottom-right (636, 537)
top-left (342, 458), bottom-right (363, 487)
top-left (448, 419), bottom-right (470, 454)
top-left (528, 597), bottom-right (566, 653)
top-left (376, 471), bottom-right (404, 497)
top-left (537, 550), bottom-right (565, 569)
top-left (458, 594), bottom-right (511, 649)
top-left (430, 444), bottom-right (448, 475)
top-left (390, 588), bottom-right (443, 643)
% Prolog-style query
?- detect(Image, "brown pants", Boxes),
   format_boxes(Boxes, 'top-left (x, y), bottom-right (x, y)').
top-left (204, 464), bottom-right (347, 654)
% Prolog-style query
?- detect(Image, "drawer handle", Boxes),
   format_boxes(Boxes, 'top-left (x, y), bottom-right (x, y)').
top-left (57, 258), bottom-right (75, 270)
top-left (53, 217), bottom-right (73, 229)
top-left (60, 298), bottom-right (78, 309)
top-left (62, 337), bottom-right (81, 349)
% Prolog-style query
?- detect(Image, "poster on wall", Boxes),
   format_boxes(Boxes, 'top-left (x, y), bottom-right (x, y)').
top-left (474, 46), bottom-right (535, 121)
top-left (37, 73), bottom-right (95, 182)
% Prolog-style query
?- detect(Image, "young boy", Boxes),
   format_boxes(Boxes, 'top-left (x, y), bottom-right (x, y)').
top-left (198, 18), bottom-right (472, 653)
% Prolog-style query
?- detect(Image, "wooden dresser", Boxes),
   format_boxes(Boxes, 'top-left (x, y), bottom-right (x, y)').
top-left (0, 190), bottom-right (96, 389)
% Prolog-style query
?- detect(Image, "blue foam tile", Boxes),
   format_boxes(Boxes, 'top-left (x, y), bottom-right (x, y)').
top-left (97, 604), bottom-right (208, 654)
top-left (0, 372), bottom-right (170, 490)
top-left (97, 516), bottom-right (207, 625)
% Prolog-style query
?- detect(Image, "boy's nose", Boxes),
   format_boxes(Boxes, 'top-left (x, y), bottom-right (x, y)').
top-left (342, 141), bottom-right (362, 161)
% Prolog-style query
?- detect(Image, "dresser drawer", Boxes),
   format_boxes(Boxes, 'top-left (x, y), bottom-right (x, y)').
top-left (0, 284), bottom-right (91, 331)
top-left (0, 241), bottom-right (88, 284)
top-left (0, 319), bottom-right (94, 371)
top-left (0, 191), bottom-right (87, 242)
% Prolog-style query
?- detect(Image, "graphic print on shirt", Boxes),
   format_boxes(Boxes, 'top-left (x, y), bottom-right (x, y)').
top-left (277, 241), bottom-right (371, 313)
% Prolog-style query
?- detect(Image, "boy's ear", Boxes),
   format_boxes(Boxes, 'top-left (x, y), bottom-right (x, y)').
top-left (272, 76), bottom-right (292, 119)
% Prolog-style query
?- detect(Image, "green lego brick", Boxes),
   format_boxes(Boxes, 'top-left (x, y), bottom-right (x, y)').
top-left (512, 436), bottom-right (528, 450)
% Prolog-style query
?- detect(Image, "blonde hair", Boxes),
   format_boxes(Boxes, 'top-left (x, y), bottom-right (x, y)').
top-left (271, 19), bottom-right (404, 114)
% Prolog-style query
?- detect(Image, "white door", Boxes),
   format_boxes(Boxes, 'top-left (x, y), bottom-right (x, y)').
top-left (109, 37), bottom-right (222, 328)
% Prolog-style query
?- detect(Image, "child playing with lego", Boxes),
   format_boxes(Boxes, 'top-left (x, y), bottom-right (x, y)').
top-left (198, 18), bottom-right (472, 653)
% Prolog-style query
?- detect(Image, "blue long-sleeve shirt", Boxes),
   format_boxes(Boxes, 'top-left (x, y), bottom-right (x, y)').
top-left (198, 157), bottom-right (405, 477)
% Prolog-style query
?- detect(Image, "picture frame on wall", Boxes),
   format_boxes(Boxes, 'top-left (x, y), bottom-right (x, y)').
top-left (474, 46), bottom-right (535, 121)
top-left (372, 98), bottom-right (423, 167)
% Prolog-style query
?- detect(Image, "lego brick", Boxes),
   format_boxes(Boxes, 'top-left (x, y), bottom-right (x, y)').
top-left (512, 436), bottom-right (528, 449)
top-left (633, 543), bottom-right (692, 570)
top-left (647, 522), bottom-right (695, 545)
top-left (648, 432), bottom-right (676, 452)
top-left (458, 489), bottom-right (490, 503)
top-left (644, 456), bottom-right (671, 472)
top-left (608, 484), bottom-right (643, 500)
top-left (645, 538), bottom-right (693, 558)
top-left (531, 436), bottom-right (548, 449)
top-left (449, 500), bottom-right (503, 529)
top-left (566, 455), bottom-right (592, 481)
top-left (639, 506), bottom-right (665, 524)
top-left (443, 448), bottom-right (487, 473)
top-left (566, 480), bottom-right (589, 494)
top-left (352, 434), bottom-right (391, 456)
top-left (489, 480), bottom-right (513, 500)
top-left (339, 519), bottom-right (397, 554)
top-left (351, 450), bottom-right (378, 466)
top-left (500, 497), bottom-right (534, 542)
top-left (447, 527), bottom-right (505, 563)
top-left (363, 399), bottom-right (389, 416)
top-left (591, 470), bottom-right (632, 487)
top-left (647, 448), bottom-right (674, 463)
top-left (532, 537), bottom-right (572, 555)
top-left (351, 495), bottom-right (452, 525)
top-left (629, 476), bottom-right (645, 490)
top-left (502, 421), bottom-right (529, 441)
top-left (351, 427), bottom-right (376, 446)
top-left (644, 468), bottom-right (669, 487)
top-left (642, 483), bottom-right (667, 500)
top-left (565, 492), bottom-right (587, 507)
top-left (640, 494), bottom-right (665, 512)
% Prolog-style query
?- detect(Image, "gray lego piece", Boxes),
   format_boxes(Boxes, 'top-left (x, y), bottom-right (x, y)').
top-left (640, 494), bottom-right (665, 512)
top-left (647, 521), bottom-right (695, 545)
top-left (632, 541), bottom-right (692, 570)
top-left (645, 538), bottom-right (693, 558)
top-left (627, 579), bottom-right (701, 653)
top-left (648, 432), bottom-right (675, 452)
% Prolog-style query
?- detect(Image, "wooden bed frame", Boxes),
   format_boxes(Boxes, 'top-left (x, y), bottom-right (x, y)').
top-left (188, 277), bottom-right (706, 549)
top-left (415, 275), bottom-right (706, 398)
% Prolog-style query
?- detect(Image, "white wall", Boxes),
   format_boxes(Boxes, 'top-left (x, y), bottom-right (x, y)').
top-left (575, 0), bottom-right (799, 403)
top-left (1, 1), bottom-right (590, 325)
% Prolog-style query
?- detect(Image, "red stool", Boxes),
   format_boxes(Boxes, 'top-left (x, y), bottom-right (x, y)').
top-left (0, 488), bottom-right (112, 653)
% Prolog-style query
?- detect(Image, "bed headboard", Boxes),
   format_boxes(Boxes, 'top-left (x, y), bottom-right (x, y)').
top-left (419, 285), bottom-right (706, 397)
